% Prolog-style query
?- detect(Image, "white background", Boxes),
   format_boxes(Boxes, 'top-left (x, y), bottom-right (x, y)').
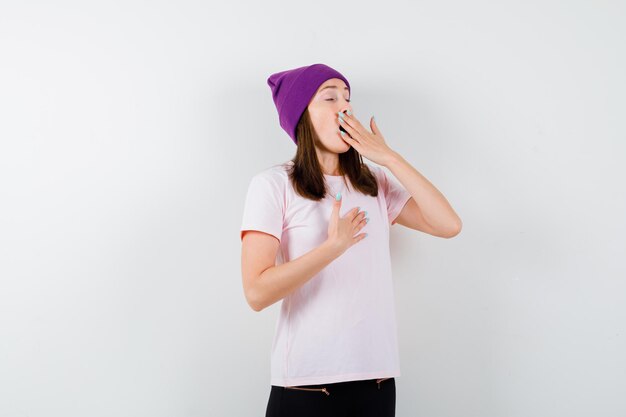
top-left (1, 1), bottom-right (624, 416)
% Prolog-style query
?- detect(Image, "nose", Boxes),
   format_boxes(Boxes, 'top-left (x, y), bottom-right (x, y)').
top-left (339, 96), bottom-right (352, 113)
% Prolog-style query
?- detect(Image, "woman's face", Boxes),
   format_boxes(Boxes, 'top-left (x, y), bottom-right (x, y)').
top-left (307, 78), bottom-right (353, 153)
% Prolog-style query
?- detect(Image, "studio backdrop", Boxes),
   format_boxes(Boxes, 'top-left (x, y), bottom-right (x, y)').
top-left (0, 1), bottom-right (624, 416)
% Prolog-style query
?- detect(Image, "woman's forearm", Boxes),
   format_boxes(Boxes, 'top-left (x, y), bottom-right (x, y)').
top-left (250, 240), bottom-right (343, 312)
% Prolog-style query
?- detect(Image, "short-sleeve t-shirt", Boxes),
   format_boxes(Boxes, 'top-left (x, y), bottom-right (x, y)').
top-left (240, 160), bottom-right (411, 387)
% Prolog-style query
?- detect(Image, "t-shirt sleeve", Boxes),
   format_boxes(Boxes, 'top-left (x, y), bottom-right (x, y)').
top-left (375, 165), bottom-right (412, 226)
top-left (240, 173), bottom-right (285, 242)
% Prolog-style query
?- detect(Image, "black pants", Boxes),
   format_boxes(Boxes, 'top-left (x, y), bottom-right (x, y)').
top-left (265, 377), bottom-right (395, 417)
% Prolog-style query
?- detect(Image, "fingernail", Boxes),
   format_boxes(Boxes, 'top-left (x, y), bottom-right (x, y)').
top-left (335, 191), bottom-right (341, 201)
top-left (365, 233), bottom-right (368, 237)
top-left (347, 110), bottom-right (352, 116)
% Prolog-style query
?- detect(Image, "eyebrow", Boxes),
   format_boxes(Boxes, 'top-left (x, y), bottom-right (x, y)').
top-left (319, 85), bottom-right (350, 94)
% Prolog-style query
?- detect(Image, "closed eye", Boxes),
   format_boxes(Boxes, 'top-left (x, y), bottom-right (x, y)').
top-left (326, 98), bottom-right (351, 102)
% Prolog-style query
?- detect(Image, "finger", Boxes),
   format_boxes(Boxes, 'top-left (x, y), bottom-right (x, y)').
top-left (340, 131), bottom-right (362, 151)
top-left (332, 190), bottom-right (342, 211)
top-left (349, 206), bottom-right (361, 220)
top-left (340, 112), bottom-right (368, 138)
top-left (338, 114), bottom-right (359, 138)
top-left (370, 116), bottom-right (379, 135)
top-left (352, 214), bottom-right (368, 229)
top-left (355, 214), bottom-right (368, 228)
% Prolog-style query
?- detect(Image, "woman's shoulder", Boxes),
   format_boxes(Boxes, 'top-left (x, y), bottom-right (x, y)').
top-left (363, 162), bottom-right (379, 173)
top-left (249, 161), bottom-right (291, 188)
top-left (257, 160), bottom-right (291, 178)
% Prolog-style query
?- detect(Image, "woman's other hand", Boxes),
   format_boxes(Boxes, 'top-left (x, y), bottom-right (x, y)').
top-left (326, 192), bottom-right (368, 255)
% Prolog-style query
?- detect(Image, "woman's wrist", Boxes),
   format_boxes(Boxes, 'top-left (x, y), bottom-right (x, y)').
top-left (322, 238), bottom-right (345, 258)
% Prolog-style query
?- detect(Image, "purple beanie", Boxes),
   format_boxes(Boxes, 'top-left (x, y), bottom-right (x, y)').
top-left (267, 63), bottom-right (351, 145)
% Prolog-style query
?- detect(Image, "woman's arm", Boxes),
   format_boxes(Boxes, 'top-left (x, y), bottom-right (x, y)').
top-left (384, 151), bottom-right (462, 236)
top-left (241, 231), bottom-right (343, 312)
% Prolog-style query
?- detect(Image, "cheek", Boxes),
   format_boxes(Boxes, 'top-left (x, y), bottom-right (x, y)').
top-left (313, 112), bottom-right (336, 127)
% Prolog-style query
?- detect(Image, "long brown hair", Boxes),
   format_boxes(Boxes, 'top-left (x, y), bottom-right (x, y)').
top-left (286, 107), bottom-right (379, 201)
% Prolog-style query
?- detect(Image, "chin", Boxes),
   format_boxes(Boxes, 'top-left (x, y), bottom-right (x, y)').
top-left (317, 133), bottom-right (351, 153)
top-left (336, 132), bottom-right (352, 146)
top-left (339, 142), bottom-right (352, 152)
top-left (332, 139), bottom-right (351, 153)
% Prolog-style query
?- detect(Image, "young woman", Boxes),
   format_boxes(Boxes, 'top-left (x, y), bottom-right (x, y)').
top-left (240, 63), bottom-right (462, 417)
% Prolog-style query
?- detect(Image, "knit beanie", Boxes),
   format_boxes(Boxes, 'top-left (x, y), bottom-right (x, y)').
top-left (267, 63), bottom-right (351, 145)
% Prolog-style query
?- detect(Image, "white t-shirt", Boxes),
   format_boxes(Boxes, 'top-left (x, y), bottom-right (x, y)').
top-left (240, 160), bottom-right (411, 387)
